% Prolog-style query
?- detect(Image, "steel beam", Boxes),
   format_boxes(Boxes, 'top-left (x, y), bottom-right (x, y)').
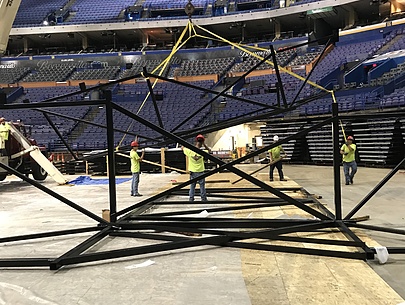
top-left (289, 38), bottom-right (331, 108)
top-left (50, 226), bottom-right (111, 270)
top-left (0, 226), bottom-right (102, 244)
top-left (371, 247), bottom-right (405, 254)
top-left (224, 241), bottom-right (367, 260)
top-left (336, 221), bottom-right (374, 259)
top-left (144, 69), bottom-right (164, 129)
top-left (273, 235), bottom-right (364, 247)
top-left (151, 199), bottom-right (297, 204)
top-left (300, 188), bottom-right (335, 219)
top-left (53, 235), bottom-right (231, 267)
top-left (105, 91), bottom-right (118, 222)
top-left (332, 103), bottom-right (342, 220)
top-left (347, 222), bottom-right (405, 236)
top-left (0, 258), bottom-right (53, 268)
top-left (42, 111), bottom-right (79, 161)
top-left (109, 231), bottom-right (187, 242)
top-left (116, 219), bottom-right (322, 229)
top-left (0, 99), bottom-right (106, 110)
top-left (116, 222), bottom-right (332, 241)
top-left (136, 202), bottom-right (312, 217)
top-left (128, 216), bottom-right (318, 223)
top-left (169, 193), bottom-right (307, 201)
top-left (270, 44), bottom-right (287, 108)
top-left (171, 187), bottom-right (303, 193)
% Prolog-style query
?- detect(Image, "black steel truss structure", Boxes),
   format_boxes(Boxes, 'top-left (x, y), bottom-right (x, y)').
top-left (0, 36), bottom-right (404, 270)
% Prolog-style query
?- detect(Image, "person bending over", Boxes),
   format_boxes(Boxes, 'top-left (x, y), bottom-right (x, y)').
top-left (268, 135), bottom-right (287, 182)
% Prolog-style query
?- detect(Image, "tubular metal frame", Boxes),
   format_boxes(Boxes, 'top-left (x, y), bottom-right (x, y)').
top-left (0, 37), bottom-right (404, 270)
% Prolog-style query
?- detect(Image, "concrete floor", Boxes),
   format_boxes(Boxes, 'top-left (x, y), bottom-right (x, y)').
top-left (0, 165), bottom-right (404, 304)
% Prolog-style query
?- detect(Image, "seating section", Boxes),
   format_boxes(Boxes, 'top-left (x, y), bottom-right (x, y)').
top-left (13, 0), bottom-right (68, 27)
top-left (65, 0), bottom-right (135, 24)
top-left (370, 62), bottom-right (405, 86)
top-left (310, 39), bottom-right (385, 84)
top-left (0, 68), bottom-right (31, 84)
top-left (236, 0), bottom-right (273, 11)
top-left (70, 66), bottom-right (121, 80)
top-left (306, 127), bottom-right (334, 163)
top-left (73, 80), bottom-right (215, 149)
top-left (348, 120), bottom-right (394, 164)
top-left (376, 27), bottom-right (405, 54)
top-left (289, 51), bottom-right (320, 66)
top-left (243, 70), bottom-right (309, 98)
top-left (2, 86), bottom-right (87, 147)
top-left (21, 86), bottom-right (80, 103)
top-left (9, 0), bottom-right (349, 25)
top-left (380, 88), bottom-right (405, 109)
top-left (120, 59), bottom-right (170, 79)
top-left (230, 49), bottom-right (295, 73)
top-left (21, 64), bottom-right (75, 82)
top-left (174, 57), bottom-right (235, 76)
top-left (216, 70), bottom-right (311, 120)
top-left (290, 0), bottom-right (323, 6)
top-left (261, 118), bottom-right (403, 166)
top-left (18, 64), bottom-right (120, 82)
top-left (145, 0), bottom-right (209, 10)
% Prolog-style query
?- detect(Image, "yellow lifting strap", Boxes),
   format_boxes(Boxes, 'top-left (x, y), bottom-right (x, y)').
top-left (331, 91), bottom-right (346, 141)
top-left (340, 120), bottom-right (347, 142)
top-left (116, 21), bottom-right (195, 150)
top-left (193, 23), bottom-right (331, 94)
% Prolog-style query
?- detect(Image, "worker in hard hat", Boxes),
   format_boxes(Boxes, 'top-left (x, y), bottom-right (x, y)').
top-left (130, 141), bottom-right (145, 196)
top-left (0, 117), bottom-right (11, 156)
top-left (182, 134), bottom-right (211, 202)
top-left (340, 135), bottom-right (357, 185)
top-left (268, 135), bottom-right (287, 182)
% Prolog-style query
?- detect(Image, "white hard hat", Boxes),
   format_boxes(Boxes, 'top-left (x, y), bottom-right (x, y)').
top-left (273, 135), bottom-right (279, 141)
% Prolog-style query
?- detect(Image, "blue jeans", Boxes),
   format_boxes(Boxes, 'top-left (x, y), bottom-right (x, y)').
top-left (343, 161), bottom-right (357, 184)
top-left (189, 171), bottom-right (207, 202)
top-left (269, 160), bottom-right (284, 180)
top-left (131, 172), bottom-right (140, 195)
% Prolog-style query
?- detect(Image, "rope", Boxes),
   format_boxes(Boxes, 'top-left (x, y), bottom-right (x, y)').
top-left (331, 91), bottom-right (346, 141)
top-left (194, 23), bottom-right (331, 93)
top-left (115, 21), bottom-right (194, 150)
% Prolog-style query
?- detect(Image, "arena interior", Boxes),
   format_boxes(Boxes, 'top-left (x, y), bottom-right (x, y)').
top-left (0, 0), bottom-right (405, 304)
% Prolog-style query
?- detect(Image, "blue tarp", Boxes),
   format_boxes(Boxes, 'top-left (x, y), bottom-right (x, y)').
top-left (69, 176), bottom-right (131, 185)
